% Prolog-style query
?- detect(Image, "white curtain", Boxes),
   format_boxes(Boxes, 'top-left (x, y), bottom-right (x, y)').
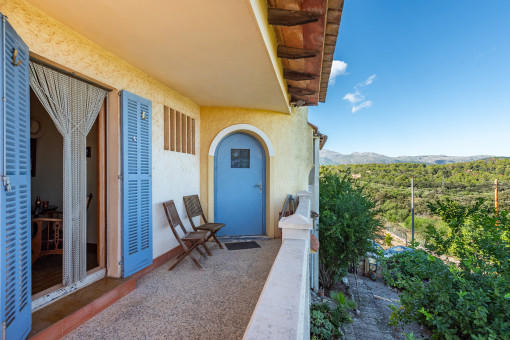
top-left (29, 62), bottom-right (107, 284)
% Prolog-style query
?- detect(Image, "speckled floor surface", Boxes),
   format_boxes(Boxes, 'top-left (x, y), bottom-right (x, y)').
top-left (63, 239), bottom-right (280, 340)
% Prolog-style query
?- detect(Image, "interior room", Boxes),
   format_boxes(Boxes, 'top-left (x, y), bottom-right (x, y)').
top-left (30, 88), bottom-right (100, 295)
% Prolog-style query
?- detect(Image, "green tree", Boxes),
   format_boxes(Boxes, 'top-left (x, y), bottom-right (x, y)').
top-left (318, 167), bottom-right (381, 289)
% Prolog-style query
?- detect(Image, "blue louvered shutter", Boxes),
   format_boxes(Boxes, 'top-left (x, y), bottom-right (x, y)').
top-left (121, 90), bottom-right (153, 277)
top-left (0, 16), bottom-right (32, 340)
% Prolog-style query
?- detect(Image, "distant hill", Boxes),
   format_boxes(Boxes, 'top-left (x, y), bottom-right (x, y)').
top-left (320, 149), bottom-right (498, 165)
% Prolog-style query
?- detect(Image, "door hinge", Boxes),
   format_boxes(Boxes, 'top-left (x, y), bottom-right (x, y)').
top-left (2, 321), bottom-right (6, 340)
top-left (2, 176), bottom-right (11, 191)
top-left (118, 174), bottom-right (123, 180)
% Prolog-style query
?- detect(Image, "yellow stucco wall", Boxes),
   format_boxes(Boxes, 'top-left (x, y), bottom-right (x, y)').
top-left (200, 107), bottom-right (314, 238)
top-left (1, 0), bottom-right (314, 256)
top-left (0, 0), bottom-right (202, 259)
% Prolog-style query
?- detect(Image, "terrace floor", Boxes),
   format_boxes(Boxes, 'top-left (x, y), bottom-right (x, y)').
top-left (62, 239), bottom-right (280, 340)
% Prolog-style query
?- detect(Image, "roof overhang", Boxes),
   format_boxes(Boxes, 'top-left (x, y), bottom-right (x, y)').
top-left (268, 0), bottom-right (344, 106)
top-left (26, 0), bottom-right (292, 113)
top-left (308, 122), bottom-right (328, 149)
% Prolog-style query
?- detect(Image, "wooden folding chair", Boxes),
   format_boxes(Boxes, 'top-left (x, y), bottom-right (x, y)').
top-left (163, 200), bottom-right (212, 270)
top-left (183, 195), bottom-right (225, 250)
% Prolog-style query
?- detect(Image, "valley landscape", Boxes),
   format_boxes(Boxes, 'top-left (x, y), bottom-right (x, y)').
top-left (320, 149), bottom-right (510, 242)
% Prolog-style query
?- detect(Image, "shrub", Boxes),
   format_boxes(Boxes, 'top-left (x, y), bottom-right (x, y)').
top-left (310, 293), bottom-right (356, 340)
top-left (310, 304), bottom-right (340, 340)
top-left (318, 167), bottom-right (381, 289)
top-left (330, 291), bottom-right (356, 325)
top-left (382, 199), bottom-right (510, 339)
top-left (385, 233), bottom-right (393, 247)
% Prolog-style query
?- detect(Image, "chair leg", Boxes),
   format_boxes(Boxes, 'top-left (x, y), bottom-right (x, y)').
top-left (170, 241), bottom-right (205, 271)
top-left (189, 253), bottom-right (205, 270)
top-left (211, 233), bottom-right (224, 249)
top-left (169, 250), bottom-right (190, 271)
top-left (195, 245), bottom-right (207, 260)
top-left (202, 242), bottom-right (212, 256)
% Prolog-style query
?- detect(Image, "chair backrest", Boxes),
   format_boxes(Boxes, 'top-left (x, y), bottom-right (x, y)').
top-left (183, 195), bottom-right (207, 229)
top-left (32, 218), bottom-right (63, 251)
top-left (162, 200), bottom-right (188, 244)
top-left (183, 195), bottom-right (204, 218)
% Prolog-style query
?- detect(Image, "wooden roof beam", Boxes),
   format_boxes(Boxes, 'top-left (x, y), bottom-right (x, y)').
top-left (283, 69), bottom-right (318, 81)
top-left (268, 8), bottom-right (321, 26)
top-left (288, 85), bottom-right (317, 96)
top-left (277, 45), bottom-right (318, 59)
top-left (290, 96), bottom-right (314, 107)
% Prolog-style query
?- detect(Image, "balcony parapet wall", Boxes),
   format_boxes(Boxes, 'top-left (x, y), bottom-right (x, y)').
top-left (243, 191), bottom-right (312, 340)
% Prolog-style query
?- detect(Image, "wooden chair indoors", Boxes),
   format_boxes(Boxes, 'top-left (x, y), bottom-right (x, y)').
top-left (162, 200), bottom-right (212, 270)
top-left (31, 194), bottom-right (94, 264)
top-left (31, 218), bottom-right (63, 264)
top-left (183, 195), bottom-right (225, 249)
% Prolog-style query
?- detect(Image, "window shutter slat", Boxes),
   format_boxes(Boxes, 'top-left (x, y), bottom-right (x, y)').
top-left (0, 15), bottom-right (32, 340)
top-left (121, 90), bottom-right (153, 277)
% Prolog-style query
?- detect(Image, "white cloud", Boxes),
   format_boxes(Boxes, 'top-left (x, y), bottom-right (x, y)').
top-left (329, 60), bottom-right (348, 84)
top-left (343, 74), bottom-right (376, 113)
top-left (342, 90), bottom-right (363, 104)
top-left (352, 101), bottom-right (372, 113)
top-left (357, 74), bottom-right (376, 88)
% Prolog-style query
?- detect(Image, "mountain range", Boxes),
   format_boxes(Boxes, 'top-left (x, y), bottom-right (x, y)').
top-left (320, 149), bottom-right (498, 165)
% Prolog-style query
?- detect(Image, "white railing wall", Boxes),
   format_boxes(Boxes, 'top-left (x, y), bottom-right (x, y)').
top-left (243, 191), bottom-right (312, 340)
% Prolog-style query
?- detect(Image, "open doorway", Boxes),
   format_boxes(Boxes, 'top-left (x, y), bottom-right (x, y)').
top-left (30, 87), bottom-right (105, 296)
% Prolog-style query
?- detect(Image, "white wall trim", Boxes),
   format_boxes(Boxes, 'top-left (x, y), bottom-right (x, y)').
top-left (208, 124), bottom-right (275, 156)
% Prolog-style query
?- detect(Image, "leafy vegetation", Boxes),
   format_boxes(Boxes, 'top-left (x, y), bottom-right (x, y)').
top-left (318, 167), bottom-right (381, 289)
top-left (310, 304), bottom-right (340, 340)
top-left (310, 292), bottom-right (357, 340)
top-left (385, 233), bottom-right (393, 247)
top-left (382, 199), bottom-right (510, 339)
top-left (324, 158), bottom-right (510, 241)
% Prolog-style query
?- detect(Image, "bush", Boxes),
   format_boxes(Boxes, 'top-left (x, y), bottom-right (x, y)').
top-left (382, 199), bottom-right (510, 339)
top-left (310, 304), bottom-right (341, 340)
top-left (385, 233), bottom-right (393, 247)
top-left (330, 291), bottom-right (356, 324)
top-left (310, 293), bottom-right (356, 340)
top-left (318, 167), bottom-right (381, 289)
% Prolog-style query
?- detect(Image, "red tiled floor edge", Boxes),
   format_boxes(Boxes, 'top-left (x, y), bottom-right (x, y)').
top-left (30, 278), bottom-right (137, 340)
top-left (30, 245), bottom-right (182, 340)
top-left (132, 245), bottom-right (183, 279)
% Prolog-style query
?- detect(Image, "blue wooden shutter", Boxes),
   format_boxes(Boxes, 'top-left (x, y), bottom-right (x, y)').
top-left (121, 90), bottom-right (153, 277)
top-left (0, 16), bottom-right (31, 340)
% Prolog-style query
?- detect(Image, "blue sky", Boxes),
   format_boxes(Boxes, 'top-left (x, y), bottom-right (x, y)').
top-left (309, 0), bottom-right (510, 157)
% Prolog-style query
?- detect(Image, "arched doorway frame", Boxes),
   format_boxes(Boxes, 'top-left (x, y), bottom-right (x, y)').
top-left (207, 124), bottom-right (276, 237)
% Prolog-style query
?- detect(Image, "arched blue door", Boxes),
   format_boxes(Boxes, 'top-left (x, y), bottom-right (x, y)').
top-left (215, 133), bottom-right (265, 236)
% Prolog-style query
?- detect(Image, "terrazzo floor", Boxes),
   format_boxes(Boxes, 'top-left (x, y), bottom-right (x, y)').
top-left (63, 239), bottom-right (281, 340)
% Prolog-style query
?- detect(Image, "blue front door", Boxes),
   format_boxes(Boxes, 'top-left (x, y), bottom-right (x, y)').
top-left (215, 133), bottom-right (265, 236)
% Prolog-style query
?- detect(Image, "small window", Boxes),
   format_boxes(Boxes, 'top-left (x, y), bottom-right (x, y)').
top-left (163, 106), bottom-right (195, 154)
top-left (231, 149), bottom-right (250, 168)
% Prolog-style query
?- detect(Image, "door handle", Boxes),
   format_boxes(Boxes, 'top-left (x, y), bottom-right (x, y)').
top-left (255, 182), bottom-right (262, 193)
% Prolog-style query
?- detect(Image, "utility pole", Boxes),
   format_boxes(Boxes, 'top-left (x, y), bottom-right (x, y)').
top-left (411, 176), bottom-right (415, 244)
top-left (495, 179), bottom-right (499, 216)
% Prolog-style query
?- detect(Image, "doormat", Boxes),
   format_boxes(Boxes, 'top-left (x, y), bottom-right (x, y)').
top-left (224, 241), bottom-right (261, 250)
